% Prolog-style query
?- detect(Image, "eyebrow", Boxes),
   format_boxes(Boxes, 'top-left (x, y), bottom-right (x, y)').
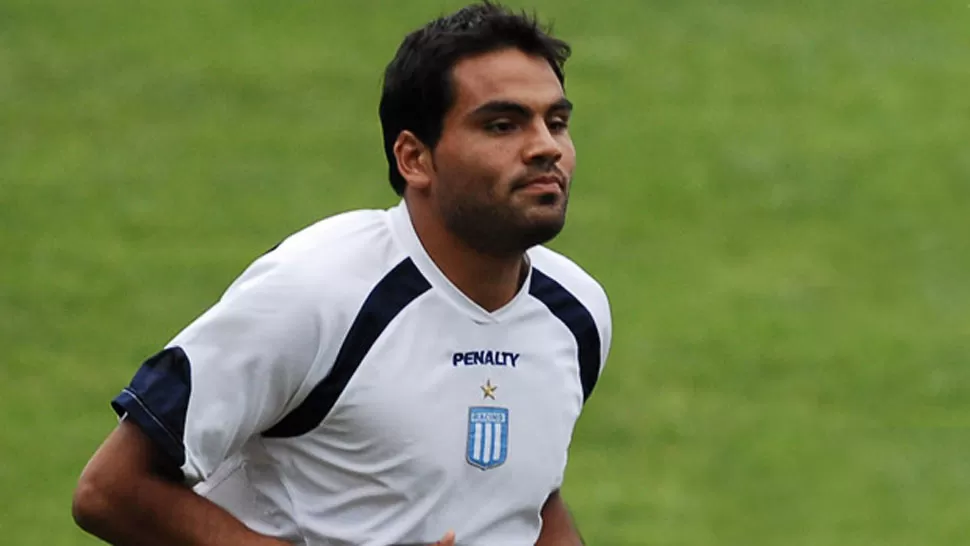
top-left (469, 98), bottom-right (574, 118)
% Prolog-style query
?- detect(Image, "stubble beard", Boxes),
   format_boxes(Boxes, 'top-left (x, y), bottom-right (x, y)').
top-left (439, 188), bottom-right (569, 258)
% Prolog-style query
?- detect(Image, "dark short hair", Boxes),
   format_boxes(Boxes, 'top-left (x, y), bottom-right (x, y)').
top-left (378, 1), bottom-right (571, 196)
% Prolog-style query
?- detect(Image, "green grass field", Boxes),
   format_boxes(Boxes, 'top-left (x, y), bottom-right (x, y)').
top-left (2, 1), bottom-right (968, 544)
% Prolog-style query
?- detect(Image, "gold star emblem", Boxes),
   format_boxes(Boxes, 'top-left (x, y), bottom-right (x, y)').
top-left (481, 379), bottom-right (498, 400)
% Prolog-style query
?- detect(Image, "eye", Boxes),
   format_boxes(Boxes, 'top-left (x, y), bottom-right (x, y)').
top-left (484, 120), bottom-right (518, 134)
top-left (547, 117), bottom-right (570, 133)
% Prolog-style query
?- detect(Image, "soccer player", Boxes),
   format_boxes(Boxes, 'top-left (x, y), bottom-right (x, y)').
top-left (72, 2), bottom-right (612, 545)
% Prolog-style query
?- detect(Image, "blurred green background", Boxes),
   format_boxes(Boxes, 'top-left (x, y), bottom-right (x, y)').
top-left (2, 1), bottom-right (968, 544)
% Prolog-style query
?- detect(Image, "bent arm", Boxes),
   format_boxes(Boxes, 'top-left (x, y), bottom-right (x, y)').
top-left (535, 490), bottom-right (584, 546)
top-left (72, 419), bottom-right (288, 546)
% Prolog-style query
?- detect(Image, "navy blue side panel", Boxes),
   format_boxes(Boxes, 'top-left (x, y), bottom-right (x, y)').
top-left (529, 268), bottom-right (602, 402)
top-left (262, 258), bottom-right (431, 438)
top-left (110, 347), bottom-right (192, 467)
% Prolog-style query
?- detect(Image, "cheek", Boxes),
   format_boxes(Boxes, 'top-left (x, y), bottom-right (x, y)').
top-left (442, 145), bottom-right (510, 187)
top-left (434, 131), bottom-right (523, 197)
top-left (437, 134), bottom-right (490, 172)
top-left (558, 138), bottom-right (577, 174)
top-left (432, 150), bottom-right (501, 202)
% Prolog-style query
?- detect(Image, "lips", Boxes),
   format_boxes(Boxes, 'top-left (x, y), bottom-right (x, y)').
top-left (516, 175), bottom-right (564, 193)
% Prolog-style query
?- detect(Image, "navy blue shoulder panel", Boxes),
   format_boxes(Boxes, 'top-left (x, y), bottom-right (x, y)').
top-left (529, 268), bottom-right (602, 402)
top-left (111, 346), bottom-right (193, 467)
top-left (262, 257), bottom-right (431, 438)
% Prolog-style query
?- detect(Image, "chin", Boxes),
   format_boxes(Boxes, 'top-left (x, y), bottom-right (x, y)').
top-left (525, 195), bottom-right (567, 225)
top-left (518, 210), bottom-right (566, 248)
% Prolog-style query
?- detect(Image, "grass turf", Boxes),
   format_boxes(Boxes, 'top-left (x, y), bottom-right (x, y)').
top-left (1, 1), bottom-right (968, 544)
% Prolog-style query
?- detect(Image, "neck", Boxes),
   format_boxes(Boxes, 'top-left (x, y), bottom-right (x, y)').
top-left (407, 202), bottom-right (526, 313)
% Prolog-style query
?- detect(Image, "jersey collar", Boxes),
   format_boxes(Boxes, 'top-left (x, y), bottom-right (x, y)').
top-left (387, 200), bottom-right (534, 324)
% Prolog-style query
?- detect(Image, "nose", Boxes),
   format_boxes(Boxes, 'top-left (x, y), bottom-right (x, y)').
top-left (523, 121), bottom-right (563, 168)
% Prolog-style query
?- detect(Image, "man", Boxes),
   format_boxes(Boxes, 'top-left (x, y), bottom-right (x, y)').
top-left (72, 2), bottom-right (611, 545)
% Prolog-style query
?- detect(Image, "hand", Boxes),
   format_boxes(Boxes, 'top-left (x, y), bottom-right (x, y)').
top-left (431, 530), bottom-right (456, 545)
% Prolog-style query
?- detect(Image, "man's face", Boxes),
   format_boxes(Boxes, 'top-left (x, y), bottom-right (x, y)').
top-left (429, 47), bottom-right (576, 256)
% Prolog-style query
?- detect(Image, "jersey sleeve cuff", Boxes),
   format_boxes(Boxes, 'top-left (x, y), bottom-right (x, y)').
top-left (111, 388), bottom-right (186, 469)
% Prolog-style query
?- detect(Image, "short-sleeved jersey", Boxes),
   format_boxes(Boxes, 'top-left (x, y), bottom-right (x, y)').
top-left (111, 200), bottom-right (612, 545)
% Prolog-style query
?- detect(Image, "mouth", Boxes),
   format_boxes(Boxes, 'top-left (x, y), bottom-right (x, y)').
top-left (514, 175), bottom-right (564, 195)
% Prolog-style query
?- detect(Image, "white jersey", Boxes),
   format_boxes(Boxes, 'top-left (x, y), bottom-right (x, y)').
top-left (111, 200), bottom-right (612, 545)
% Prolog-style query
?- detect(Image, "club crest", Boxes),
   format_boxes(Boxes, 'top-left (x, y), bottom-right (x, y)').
top-left (466, 407), bottom-right (509, 470)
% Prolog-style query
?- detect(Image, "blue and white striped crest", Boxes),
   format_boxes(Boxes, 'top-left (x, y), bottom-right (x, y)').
top-left (466, 407), bottom-right (509, 470)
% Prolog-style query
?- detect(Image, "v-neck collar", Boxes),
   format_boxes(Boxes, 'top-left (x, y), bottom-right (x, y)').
top-left (387, 200), bottom-right (534, 324)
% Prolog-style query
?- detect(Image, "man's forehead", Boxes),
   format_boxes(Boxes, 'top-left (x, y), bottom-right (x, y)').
top-left (450, 49), bottom-right (564, 111)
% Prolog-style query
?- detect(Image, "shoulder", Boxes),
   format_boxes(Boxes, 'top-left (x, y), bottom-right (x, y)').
top-left (527, 245), bottom-right (611, 328)
top-left (271, 208), bottom-right (395, 268)
top-left (528, 245), bottom-right (614, 398)
top-left (221, 208), bottom-right (405, 309)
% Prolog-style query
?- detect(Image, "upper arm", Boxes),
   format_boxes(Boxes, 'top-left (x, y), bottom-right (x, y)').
top-left (80, 418), bottom-right (180, 489)
top-left (73, 418), bottom-right (183, 529)
top-left (537, 490), bottom-right (584, 546)
top-left (110, 255), bottom-right (328, 485)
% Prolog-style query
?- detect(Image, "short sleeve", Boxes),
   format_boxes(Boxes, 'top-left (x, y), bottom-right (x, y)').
top-left (111, 254), bottom-right (325, 485)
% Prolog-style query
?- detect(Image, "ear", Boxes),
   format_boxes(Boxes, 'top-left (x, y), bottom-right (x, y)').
top-left (393, 131), bottom-right (434, 192)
